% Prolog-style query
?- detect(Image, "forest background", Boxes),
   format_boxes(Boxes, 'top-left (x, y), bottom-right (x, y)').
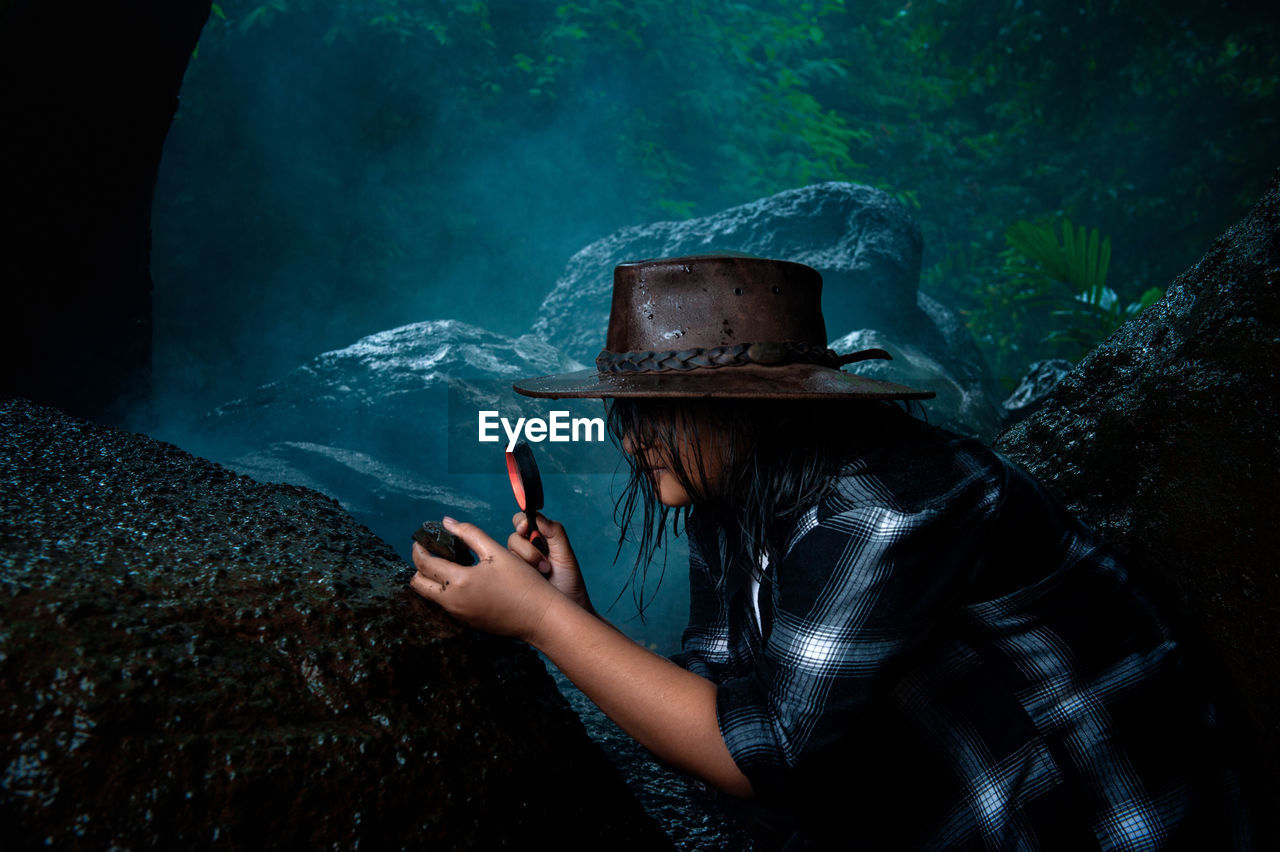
top-left (154, 0), bottom-right (1280, 422)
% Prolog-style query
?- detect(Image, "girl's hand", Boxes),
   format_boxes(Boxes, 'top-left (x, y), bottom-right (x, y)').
top-left (508, 512), bottom-right (594, 615)
top-left (410, 516), bottom-right (560, 642)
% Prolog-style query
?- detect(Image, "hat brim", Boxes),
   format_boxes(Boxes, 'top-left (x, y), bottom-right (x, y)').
top-left (512, 363), bottom-right (936, 400)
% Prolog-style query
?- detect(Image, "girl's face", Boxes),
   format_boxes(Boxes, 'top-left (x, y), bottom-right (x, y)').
top-left (622, 422), bottom-right (727, 508)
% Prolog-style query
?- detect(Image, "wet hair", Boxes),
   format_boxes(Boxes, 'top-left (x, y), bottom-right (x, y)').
top-left (604, 396), bottom-right (932, 614)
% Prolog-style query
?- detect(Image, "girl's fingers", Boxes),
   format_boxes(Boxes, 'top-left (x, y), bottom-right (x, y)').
top-left (512, 511), bottom-right (562, 535)
top-left (412, 542), bottom-right (462, 586)
top-left (535, 512), bottom-right (564, 538)
top-left (511, 512), bottom-right (566, 548)
top-left (507, 531), bottom-right (548, 572)
top-left (441, 517), bottom-right (499, 562)
top-left (409, 571), bottom-right (447, 600)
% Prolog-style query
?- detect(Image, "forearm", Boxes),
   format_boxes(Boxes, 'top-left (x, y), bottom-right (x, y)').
top-left (528, 592), bottom-right (754, 798)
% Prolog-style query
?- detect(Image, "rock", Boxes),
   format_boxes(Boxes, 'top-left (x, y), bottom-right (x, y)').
top-left (999, 359), bottom-right (1075, 425)
top-left (829, 326), bottom-right (1001, 438)
top-left (171, 318), bottom-right (705, 835)
top-left (994, 170), bottom-right (1280, 784)
top-left (531, 181), bottom-right (1002, 437)
top-left (193, 319), bottom-right (582, 539)
top-left (0, 397), bottom-right (669, 849)
top-left (548, 669), bottom-right (758, 852)
top-left (534, 183), bottom-right (923, 359)
top-left (201, 318), bottom-right (584, 459)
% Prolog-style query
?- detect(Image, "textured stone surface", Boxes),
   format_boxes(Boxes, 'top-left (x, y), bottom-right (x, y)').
top-left (549, 670), bottom-right (757, 852)
top-left (829, 326), bottom-right (1000, 438)
top-left (200, 318), bottom-right (586, 485)
top-left (0, 397), bottom-right (668, 849)
top-left (999, 359), bottom-right (1075, 426)
top-left (530, 182), bottom-right (1002, 437)
top-left (995, 171), bottom-right (1280, 776)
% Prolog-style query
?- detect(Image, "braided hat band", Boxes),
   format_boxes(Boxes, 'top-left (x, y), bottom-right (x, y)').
top-left (595, 341), bottom-right (892, 374)
top-left (513, 254), bottom-right (936, 399)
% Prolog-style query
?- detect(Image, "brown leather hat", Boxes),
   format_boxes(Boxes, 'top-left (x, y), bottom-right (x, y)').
top-left (513, 253), bottom-right (936, 400)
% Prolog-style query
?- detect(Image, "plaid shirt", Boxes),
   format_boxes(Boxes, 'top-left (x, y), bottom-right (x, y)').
top-left (677, 423), bottom-right (1252, 850)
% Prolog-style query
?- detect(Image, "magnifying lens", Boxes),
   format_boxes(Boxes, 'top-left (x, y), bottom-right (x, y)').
top-left (506, 439), bottom-right (549, 556)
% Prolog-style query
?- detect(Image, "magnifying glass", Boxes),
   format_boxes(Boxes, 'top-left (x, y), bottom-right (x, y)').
top-left (506, 439), bottom-right (549, 556)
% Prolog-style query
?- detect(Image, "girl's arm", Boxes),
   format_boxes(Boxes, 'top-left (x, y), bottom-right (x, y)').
top-left (411, 517), bottom-right (754, 799)
top-left (530, 584), bottom-right (753, 797)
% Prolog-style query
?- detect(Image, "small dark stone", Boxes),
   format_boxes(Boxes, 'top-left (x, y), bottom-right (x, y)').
top-left (412, 521), bottom-right (473, 565)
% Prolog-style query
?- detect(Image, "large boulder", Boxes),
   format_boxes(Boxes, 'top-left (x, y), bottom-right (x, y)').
top-left (194, 319), bottom-right (593, 526)
top-left (995, 171), bottom-right (1280, 785)
top-left (166, 321), bottom-right (710, 839)
top-left (0, 397), bottom-right (669, 849)
top-left (531, 182), bottom-right (1002, 438)
top-left (830, 322), bottom-right (999, 438)
top-left (199, 318), bottom-right (583, 460)
top-left (192, 320), bottom-right (590, 544)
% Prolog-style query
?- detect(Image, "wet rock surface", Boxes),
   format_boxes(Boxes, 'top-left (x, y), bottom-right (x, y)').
top-left (534, 182), bottom-right (926, 360)
top-left (194, 321), bottom-right (623, 588)
top-left (531, 182), bottom-right (1002, 438)
top-left (999, 359), bottom-right (1074, 426)
top-left (995, 171), bottom-right (1280, 779)
top-left (0, 397), bottom-right (669, 849)
top-left (829, 324), bottom-right (1001, 438)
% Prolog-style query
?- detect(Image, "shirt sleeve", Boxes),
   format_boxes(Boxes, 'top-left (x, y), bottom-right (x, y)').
top-left (673, 508), bottom-right (733, 679)
top-left (714, 476), bottom-right (998, 801)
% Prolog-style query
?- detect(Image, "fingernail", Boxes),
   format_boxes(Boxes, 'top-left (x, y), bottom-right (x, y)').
top-left (538, 560), bottom-right (551, 574)
top-left (442, 516), bottom-right (457, 530)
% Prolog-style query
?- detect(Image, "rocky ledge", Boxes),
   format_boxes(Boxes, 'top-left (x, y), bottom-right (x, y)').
top-left (0, 397), bottom-right (668, 849)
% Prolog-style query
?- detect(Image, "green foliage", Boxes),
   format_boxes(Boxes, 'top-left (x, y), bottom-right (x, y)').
top-left (196, 0), bottom-right (867, 217)
top-left (1047, 284), bottom-right (1165, 354)
top-left (163, 0), bottom-right (1279, 408)
top-left (970, 217), bottom-right (1163, 379)
top-left (1003, 219), bottom-right (1112, 299)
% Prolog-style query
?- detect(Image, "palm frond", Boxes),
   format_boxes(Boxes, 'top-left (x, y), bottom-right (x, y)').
top-left (996, 216), bottom-right (1162, 363)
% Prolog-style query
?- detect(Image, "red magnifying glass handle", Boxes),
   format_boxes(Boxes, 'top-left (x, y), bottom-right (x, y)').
top-left (527, 521), bottom-right (549, 556)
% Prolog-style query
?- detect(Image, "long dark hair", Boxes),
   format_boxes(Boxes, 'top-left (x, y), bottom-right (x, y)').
top-left (604, 395), bottom-right (931, 613)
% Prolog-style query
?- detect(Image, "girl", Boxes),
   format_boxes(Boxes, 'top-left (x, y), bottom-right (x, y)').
top-left (411, 255), bottom-right (1253, 849)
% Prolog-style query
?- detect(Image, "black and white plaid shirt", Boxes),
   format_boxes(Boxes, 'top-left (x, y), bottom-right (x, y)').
top-left (677, 423), bottom-right (1252, 849)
